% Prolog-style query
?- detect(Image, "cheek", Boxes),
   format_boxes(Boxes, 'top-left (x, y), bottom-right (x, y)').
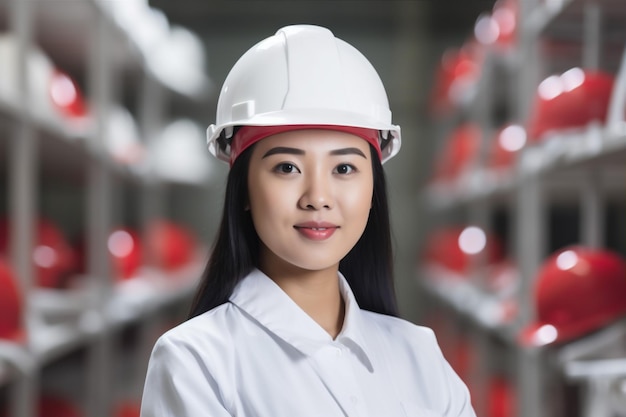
top-left (247, 177), bottom-right (292, 228)
top-left (248, 179), bottom-right (289, 208)
top-left (248, 184), bottom-right (273, 224)
top-left (343, 179), bottom-right (373, 216)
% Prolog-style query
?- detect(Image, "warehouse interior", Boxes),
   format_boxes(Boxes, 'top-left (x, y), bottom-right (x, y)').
top-left (0, 0), bottom-right (625, 416)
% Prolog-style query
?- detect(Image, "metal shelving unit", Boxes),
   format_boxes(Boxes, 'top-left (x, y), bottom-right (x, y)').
top-left (0, 1), bottom-right (212, 417)
top-left (420, 0), bottom-right (626, 416)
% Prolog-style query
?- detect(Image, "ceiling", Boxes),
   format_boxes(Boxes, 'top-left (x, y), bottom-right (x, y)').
top-left (149, 0), bottom-right (496, 38)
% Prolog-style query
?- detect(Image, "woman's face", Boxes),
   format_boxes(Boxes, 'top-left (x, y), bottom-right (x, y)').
top-left (247, 129), bottom-right (374, 276)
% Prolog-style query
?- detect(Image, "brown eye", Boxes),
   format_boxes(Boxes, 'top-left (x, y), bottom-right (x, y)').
top-left (334, 164), bottom-right (356, 175)
top-left (274, 163), bottom-right (300, 174)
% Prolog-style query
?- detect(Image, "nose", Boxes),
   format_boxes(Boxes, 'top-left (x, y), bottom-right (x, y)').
top-left (298, 172), bottom-right (333, 210)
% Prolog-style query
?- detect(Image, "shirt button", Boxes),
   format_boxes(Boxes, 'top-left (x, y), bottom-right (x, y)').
top-left (350, 395), bottom-right (359, 404)
top-left (335, 348), bottom-right (342, 357)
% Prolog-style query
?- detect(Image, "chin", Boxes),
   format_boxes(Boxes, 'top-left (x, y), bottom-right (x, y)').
top-left (284, 257), bottom-right (343, 273)
top-left (270, 251), bottom-right (345, 274)
top-left (260, 241), bottom-right (355, 274)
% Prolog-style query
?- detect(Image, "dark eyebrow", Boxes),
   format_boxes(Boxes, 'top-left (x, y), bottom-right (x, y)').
top-left (262, 147), bottom-right (305, 158)
top-left (329, 147), bottom-right (367, 158)
top-left (261, 146), bottom-right (367, 159)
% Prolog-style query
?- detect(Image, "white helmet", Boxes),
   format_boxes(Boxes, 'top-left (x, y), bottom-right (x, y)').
top-left (207, 25), bottom-right (401, 164)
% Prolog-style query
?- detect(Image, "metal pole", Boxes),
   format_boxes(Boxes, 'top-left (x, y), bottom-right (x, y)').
top-left (85, 10), bottom-right (113, 417)
top-left (8, 0), bottom-right (38, 414)
top-left (606, 46), bottom-right (626, 134)
top-left (517, 347), bottom-right (545, 417)
top-left (138, 74), bottom-right (166, 267)
top-left (513, 1), bottom-right (549, 414)
top-left (582, 2), bottom-right (601, 70)
top-left (514, 172), bottom-right (546, 417)
top-left (580, 171), bottom-right (604, 248)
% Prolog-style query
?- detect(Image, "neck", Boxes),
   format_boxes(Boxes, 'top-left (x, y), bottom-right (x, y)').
top-left (261, 263), bottom-right (345, 339)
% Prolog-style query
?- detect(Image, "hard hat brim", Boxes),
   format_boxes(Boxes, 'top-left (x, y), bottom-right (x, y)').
top-left (208, 109), bottom-right (401, 164)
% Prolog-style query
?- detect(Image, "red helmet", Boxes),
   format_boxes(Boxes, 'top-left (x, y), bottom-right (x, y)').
top-left (491, 0), bottom-right (517, 48)
top-left (49, 69), bottom-right (89, 119)
top-left (520, 246), bottom-right (626, 346)
top-left (146, 220), bottom-right (196, 271)
top-left (36, 219), bottom-right (78, 288)
top-left (38, 395), bottom-right (83, 417)
top-left (0, 218), bottom-right (77, 289)
top-left (114, 401), bottom-right (141, 417)
top-left (108, 227), bottom-right (143, 280)
top-left (0, 258), bottom-right (24, 342)
top-left (488, 124), bottom-right (527, 170)
top-left (527, 69), bottom-right (614, 141)
top-left (432, 123), bottom-right (482, 183)
top-left (429, 46), bottom-right (481, 116)
top-left (422, 226), bottom-right (505, 275)
top-left (473, 0), bottom-right (517, 50)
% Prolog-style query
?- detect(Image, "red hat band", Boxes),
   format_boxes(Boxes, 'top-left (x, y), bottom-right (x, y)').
top-left (230, 125), bottom-right (382, 166)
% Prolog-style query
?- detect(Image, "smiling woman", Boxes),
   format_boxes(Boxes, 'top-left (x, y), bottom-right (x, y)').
top-left (140, 25), bottom-right (476, 417)
top-left (248, 130), bottom-right (374, 293)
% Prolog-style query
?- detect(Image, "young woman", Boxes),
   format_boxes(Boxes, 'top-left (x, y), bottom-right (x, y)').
top-left (141, 25), bottom-right (476, 417)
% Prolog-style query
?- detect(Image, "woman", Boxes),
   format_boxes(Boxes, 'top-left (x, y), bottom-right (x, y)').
top-left (141, 25), bottom-right (476, 417)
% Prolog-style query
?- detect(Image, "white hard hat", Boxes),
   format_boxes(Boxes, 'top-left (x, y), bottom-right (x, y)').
top-left (207, 25), bottom-right (401, 164)
top-left (153, 119), bottom-right (213, 184)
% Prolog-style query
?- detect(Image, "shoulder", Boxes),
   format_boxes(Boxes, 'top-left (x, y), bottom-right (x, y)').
top-left (143, 304), bottom-right (240, 414)
top-left (152, 302), bottom-right (238, 360)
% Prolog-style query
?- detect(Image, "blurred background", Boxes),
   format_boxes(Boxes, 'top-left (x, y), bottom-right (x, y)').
top-left (0, 0), bottom-right (625, 416)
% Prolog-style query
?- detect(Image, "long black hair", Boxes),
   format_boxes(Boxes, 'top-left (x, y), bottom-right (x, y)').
top-left (189, 142), bottom-right (398, 318)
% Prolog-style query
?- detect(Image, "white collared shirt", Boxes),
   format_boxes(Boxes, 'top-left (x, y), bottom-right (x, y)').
top-left (140, 269), bottom-right (476, 417)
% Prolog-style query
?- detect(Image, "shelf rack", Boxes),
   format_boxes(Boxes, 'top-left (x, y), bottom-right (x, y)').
top-left (0, 1), bottom-right (213, 417)
top-left (420, 0), bottom-right (626, 416)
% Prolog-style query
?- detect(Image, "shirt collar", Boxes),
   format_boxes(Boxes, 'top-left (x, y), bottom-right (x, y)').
top-left (229, 268), bottom-right (373, 369)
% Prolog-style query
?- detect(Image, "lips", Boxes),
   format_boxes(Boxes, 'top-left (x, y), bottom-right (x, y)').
top-left (294, 222), bottom-right (339, 241)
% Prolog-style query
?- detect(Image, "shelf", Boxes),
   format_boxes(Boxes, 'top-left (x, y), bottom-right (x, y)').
top-left (0, 258), bottom-right (203, 389)
top-left (0, 93), bottom-right (161, 186)
top-left (424, 126), bottom-right (626, 210)
top-left (30, 321), bottom-right (95, 365)
top-left (0, 1), bottom-right (213, 416)
top-left (526, 0), bottom-right (626, 41)
top-left (0, 85), bottom-right (94, 139)
top-left (0, 0), bottom-right (208, 103)
top-left (106, 258), bottom-right (204, 328)
top-left (566, 357), bottom-right (626, 380)
top-left (0, 106), bottom-right (95, 184)
top-left (416, 266), bottom-right (519, 346)
top-left (425, 1), bottom-right (626, 416)
top-left (424, 169), bottom-right (515, 210)
top-left (32, 0), bottom-right (142, 82)
top-left (520, 128), bottom-right (626, 174)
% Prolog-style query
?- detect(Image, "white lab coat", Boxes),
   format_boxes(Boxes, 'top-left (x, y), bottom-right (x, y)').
top-left (140, 268), bottom-right (476, 417)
